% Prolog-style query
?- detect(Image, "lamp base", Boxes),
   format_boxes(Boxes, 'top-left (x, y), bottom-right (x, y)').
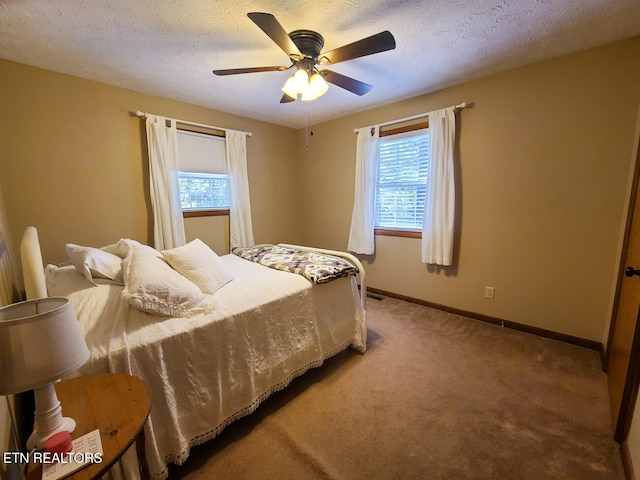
top-left (26, 416), bottom-right (76, 451)
top-left (26, 383), bottom-right (77, 451)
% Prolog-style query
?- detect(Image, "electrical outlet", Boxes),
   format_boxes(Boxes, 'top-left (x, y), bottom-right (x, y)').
top-left (485, 286), bottom-right (495, 299)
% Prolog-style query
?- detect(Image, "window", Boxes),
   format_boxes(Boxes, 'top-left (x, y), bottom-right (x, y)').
top-left (375, 127), bottom-right (429, 236)
top-left (178, 172), bottom-right (229, 210)
top-left (176, 129), bottom-right (229, 216)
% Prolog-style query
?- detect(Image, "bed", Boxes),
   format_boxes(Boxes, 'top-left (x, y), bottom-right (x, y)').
top-left (20, 227), bottom-right (367, 480)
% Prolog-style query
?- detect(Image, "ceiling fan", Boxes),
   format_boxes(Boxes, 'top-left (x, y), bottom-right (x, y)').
top-left (212, 12), bottom-right (396, 103)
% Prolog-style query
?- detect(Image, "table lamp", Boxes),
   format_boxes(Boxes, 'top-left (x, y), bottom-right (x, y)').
top-left (0, 297), bottom-right (89, 451)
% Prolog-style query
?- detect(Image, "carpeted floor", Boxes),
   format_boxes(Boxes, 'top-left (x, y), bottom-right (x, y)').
top-left (167, 295), bottom-right (625, 480)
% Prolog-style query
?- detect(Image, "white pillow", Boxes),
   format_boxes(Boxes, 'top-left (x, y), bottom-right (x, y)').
top-left (66, 243), bottom-right (124, 285)
top-left (122, 244), bottom-right (206, 316)
top-left (102, 238), bottom-right (142, 258)
top-left (162, 239), bottom-right (234, 295)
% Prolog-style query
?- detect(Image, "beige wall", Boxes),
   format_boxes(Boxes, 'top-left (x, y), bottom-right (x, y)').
top-left (1, 38), bottom-right (639, 344)
top-left (0, 60), bottom-right (301, 265)
top-left (184, 216), bottom-right (230, 254)
top-left (296, 37), bottom-right (640, 342)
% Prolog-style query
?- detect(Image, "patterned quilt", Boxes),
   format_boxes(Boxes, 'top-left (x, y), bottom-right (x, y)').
top-left (232, 244), bottom-right (357, 284)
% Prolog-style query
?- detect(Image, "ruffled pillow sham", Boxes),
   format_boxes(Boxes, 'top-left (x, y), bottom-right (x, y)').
top-left (122, 244), bottom-right (206, 317)
top-left (162, 238), bottom-right (234, 295)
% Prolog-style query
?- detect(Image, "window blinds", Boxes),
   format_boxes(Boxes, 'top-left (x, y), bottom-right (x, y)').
top-left (176, 130), bottom-right (226, 174)
top-left (176, 129), bottom-right (229, 210)
top-left (375, 129), bottom-right (429, 230)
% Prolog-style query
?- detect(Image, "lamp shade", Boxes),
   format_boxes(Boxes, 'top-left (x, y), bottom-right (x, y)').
top-left (0, 297), bottom-right (89, 395)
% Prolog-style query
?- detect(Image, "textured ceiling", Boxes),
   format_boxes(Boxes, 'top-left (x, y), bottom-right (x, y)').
top-left (1, 0), bottom-right (639, 129)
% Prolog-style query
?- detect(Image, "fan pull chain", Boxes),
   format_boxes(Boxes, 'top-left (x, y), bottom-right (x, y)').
top-left (305, 101), bottom-right (309, 147)
top-left (305, 101), bottom-right (314, 147)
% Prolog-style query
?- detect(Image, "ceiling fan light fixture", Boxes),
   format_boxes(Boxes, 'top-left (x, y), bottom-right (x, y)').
top-left (282, 76), bottom-right (299, 98)
top-left (282, 67), bottom-right (313, 99)
top-left (301, 73), bottom-right (329, 101)
top-left (292, 68), bottom-right (309, 92)
top-left (215, 13), bottom-right (396, 104)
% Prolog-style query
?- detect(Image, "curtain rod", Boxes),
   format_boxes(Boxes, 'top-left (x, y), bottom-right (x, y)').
top-left (134, 111), bottom-right (252, 137)
top-left (353, 102), bottom-right (471, 133)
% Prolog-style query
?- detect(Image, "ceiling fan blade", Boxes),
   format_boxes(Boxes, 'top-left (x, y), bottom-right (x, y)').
top-left (321, 31), bottom-right (396, 65)
top-left (280, 93), bottom-right (296, 103)
top-left (322, 70), bottom-right (372, 96)
top-left (247, 12), bottom-right (302, 58)
top-left (213, 66), bottom-right (289, 76)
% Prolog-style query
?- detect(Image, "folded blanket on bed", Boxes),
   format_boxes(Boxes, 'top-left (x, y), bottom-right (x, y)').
top-left (232, 244), bottom-right (357, 284)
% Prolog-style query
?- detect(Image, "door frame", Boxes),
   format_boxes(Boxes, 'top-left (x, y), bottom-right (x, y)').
top-left (604, 105), bottom-right (640, 442)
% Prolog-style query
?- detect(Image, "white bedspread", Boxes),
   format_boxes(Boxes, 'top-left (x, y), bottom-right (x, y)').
top-left (46, 254), bottom-right (366, 480)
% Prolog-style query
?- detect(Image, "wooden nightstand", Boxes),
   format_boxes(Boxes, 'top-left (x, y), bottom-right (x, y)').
top-left (26, 373), bottom-right (151, 480)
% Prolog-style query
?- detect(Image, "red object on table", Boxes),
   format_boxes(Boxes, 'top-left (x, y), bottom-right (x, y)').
top-left (45, 431), bottom-right (73, 454)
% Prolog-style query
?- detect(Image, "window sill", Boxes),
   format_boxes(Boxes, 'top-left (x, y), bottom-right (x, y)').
top-left (183, 209), bottom-right (229, 218)
top-left (374, 228), bottom-right (422, 239)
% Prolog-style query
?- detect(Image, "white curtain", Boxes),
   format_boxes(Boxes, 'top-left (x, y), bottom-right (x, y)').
top-left (225, 130), bottom-right (255, 248)
top-left (145, 115), bottom-right (186, 250)
top-left (422, 107), bottom-right (456, 266)
top-left (348, 126), bottom-right (380, 254)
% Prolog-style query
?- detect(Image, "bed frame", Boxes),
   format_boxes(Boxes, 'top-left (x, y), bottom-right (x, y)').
top-left (0, 235), bottom-right (20, 306)
top-left (0, 226), bottom-right (46, 306)
top-left (20, 226), bottom-right (47, 300)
